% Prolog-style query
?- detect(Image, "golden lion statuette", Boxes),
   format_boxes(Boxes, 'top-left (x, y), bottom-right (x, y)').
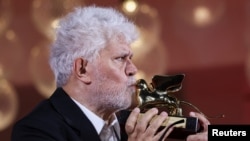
top-left (117, 74), bottom-right (224, 140)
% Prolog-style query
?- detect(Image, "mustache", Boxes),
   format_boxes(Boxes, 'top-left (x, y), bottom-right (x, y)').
top-left (127, 77), bottom-right (137, 86)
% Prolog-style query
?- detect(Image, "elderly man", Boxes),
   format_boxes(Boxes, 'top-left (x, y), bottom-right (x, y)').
top-left (11, 6), bottom-right (209, 141)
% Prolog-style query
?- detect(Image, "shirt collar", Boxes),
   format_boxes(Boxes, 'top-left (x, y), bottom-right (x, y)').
top-left (71, 98), bottom-right (120, 135)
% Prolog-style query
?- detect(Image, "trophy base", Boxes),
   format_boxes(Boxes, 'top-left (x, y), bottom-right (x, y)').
top-left (117, 110), bottom-right (200, 140)
top-left (159, 116), bottom-right (200, 139)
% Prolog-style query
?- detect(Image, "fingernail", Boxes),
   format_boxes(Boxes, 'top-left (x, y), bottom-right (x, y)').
top-left (160, 111), bottom-right (167, 116)
top-left (153, 108), bottom-right (158, 113)
top-left (190, 112), bottom-right (195, 117)
top-left (133, 107), bottom-right (140, 113)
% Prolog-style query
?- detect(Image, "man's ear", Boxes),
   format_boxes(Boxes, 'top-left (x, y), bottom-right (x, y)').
top-left (74, 58), bottom-right (91, 83)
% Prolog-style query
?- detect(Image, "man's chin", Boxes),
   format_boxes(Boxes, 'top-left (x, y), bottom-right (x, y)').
top-left (122, 98), bottom-right (137, 111)
top-left (118, 99), bottom-right (133, 111)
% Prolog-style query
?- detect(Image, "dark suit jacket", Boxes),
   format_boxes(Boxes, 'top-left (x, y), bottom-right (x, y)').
top-left (11, 87), bottom-right (127, 141)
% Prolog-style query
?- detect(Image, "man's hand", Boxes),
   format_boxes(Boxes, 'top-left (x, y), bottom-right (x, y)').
top-left (125, 108), bottom-right (174, 141)
top-left (186, 112), bottom-right (210, 141)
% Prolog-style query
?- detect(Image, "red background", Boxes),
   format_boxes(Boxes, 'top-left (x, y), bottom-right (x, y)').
top-left (1, 0), bottom-right (250, 140)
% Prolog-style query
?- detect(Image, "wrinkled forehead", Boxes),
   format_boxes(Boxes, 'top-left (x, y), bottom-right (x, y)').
top-left (101, 34), bottom-right (132, 55)
top-left (89, 32), bottom-right (132, 62)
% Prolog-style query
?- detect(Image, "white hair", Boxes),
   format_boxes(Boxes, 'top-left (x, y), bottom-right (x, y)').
top-left (49, 5), bottom-right (138, 87)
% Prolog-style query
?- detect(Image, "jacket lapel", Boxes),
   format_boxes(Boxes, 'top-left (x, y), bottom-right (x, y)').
top-left (49, 87), bottom-right (101, 141)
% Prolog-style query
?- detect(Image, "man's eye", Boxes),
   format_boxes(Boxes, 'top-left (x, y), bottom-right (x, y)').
top-left (116, 56), bottom-right (126, 61)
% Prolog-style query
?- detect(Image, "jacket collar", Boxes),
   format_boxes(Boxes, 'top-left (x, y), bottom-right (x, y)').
top-left (49, 87), bottom-right (101, 140)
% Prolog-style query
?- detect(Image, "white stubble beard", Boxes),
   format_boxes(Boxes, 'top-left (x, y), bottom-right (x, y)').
top-left (90, 70), bottom-right (136, 111)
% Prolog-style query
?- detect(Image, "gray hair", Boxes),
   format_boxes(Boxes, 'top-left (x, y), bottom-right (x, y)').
top-left (49, 5), bottom-right (138, 87)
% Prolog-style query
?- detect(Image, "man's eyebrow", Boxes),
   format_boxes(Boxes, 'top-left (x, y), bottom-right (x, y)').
top-left (124, 52), bottom-right (133, 58)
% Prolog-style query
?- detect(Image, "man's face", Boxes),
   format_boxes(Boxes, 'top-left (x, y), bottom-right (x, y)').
top-left (89, 38), bottom-right (138, 111)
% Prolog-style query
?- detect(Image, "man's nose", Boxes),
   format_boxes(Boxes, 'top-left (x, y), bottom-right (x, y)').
top-left (126, 60), bottom-right (138, 76)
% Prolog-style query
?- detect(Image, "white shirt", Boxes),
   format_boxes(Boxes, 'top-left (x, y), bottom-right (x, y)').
top-left (71, 98), bottom-right (121, 139)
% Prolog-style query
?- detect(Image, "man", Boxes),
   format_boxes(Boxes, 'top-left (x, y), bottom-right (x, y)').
top-left (11, 6), bottom-right (209, 141)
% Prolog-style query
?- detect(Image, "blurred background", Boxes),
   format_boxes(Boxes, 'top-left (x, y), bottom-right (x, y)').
top-left (0, 0), bottom-right (250, 140)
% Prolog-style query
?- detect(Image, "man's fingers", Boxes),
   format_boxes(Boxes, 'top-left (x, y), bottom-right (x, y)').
top-left (125, 107), bottom-right (140, 134)
top-left (189, 112), bottom-right (210, 131)
top-left (145, 111), bottom-right (168, 135)
top-left (186, 132), bottom-right (208, 141)
top-left (157, 126), bottom-right (174, 141)
top-left (134, 108), bottom-right (159, 133)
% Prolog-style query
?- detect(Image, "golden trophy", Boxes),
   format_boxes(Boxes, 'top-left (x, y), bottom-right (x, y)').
top-left (118, 74), bottom-right (224, 140)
